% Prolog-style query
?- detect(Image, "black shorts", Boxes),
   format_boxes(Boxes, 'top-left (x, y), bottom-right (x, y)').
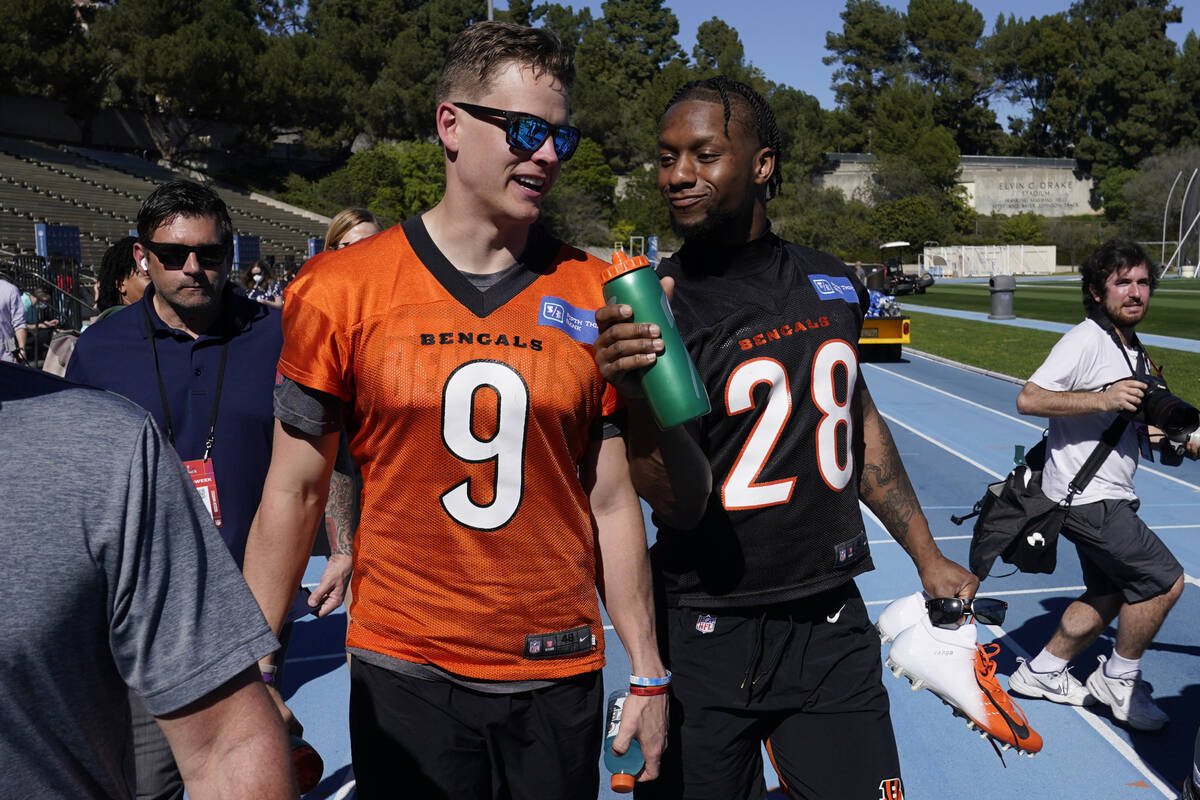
top-left (349, 658), bottom-right (602, 800)
top-left (1061, 498), bottom-right (1182, 603)
top-left (636, 582), bottom-right (902, 800)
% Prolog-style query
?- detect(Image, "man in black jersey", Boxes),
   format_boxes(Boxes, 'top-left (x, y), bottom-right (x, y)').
top-left (594, 77), bottom-right (979, 800)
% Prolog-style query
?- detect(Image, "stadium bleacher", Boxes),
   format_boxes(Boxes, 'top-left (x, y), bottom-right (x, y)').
top-left (0, 136), bottom-right (329, 270)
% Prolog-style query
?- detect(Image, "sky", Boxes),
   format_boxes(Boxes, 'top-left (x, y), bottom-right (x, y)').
top-left (497, 1), bottom-right (1200, 124)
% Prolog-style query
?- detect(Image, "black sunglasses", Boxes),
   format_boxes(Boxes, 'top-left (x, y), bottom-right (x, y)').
top-left (453, 101), bottom-right (581, 161)
top-left (142, 240), bottom-right (228, 270)
top-left (926, 597), bottom-right (1008, 628)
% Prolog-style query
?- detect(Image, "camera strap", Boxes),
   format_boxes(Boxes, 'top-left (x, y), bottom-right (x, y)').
top-left (1088, 307), bottom-right (1154, 379)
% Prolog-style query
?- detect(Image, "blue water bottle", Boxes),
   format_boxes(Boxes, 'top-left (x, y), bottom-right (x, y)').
top-left (603, 690), bottom-right (644, 793)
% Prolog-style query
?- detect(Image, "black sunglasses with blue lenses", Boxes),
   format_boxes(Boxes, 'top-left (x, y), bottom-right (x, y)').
top-left (142, 240), bottom-right (229, 270)
top-left (926, 596), bottom-right (1008, 628)
top-left (453, 101), bottom-right (581, 161)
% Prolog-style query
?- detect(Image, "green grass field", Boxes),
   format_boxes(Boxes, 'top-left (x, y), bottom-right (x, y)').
top-left (905, 309), bottom-right (1200, 405)
top-left (901, 278), bottom-right (1200, 339)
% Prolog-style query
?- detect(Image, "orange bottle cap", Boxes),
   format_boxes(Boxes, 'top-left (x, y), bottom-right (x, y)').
top-left (601, 250), bottom-right (651, 283)
top-left (611, 772), bottom-right (636, 793)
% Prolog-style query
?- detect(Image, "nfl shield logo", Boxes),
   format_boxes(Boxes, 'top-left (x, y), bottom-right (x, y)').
top-left (695, 614), bottom-right (716, 634)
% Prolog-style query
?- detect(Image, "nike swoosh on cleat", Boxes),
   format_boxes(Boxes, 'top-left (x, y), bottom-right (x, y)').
top-left (978, 682), bottom-right (1032, 742)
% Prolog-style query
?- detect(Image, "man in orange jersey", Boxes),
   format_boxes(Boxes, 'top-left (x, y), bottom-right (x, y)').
top-left (241, 22), bottom-right (670, 799)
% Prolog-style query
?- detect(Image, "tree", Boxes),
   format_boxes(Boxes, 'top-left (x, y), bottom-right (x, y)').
top-left (1068, 0), bottom-right (1181, 192)
top-left (824, 0), bottom-right (908, 151)
top-left (997, 211), bottom-right (1046, 243)
top-left (93, 0), bottom-right (271, 160)
top-left (989, 12), bottom-right (1082, 157)
top-left (0, 0), bottom-right (107, 140)
top-left (572, 0), bottom-right (684, 169)
top-left (369, 141), bottom-right (445, 223)
top-left (772, 181), bottom-right (876, 262)
top-left (613, 165), bottom-right (674, 249)
top-left (1122, 145), bottom-right (1200, 245)
top-left (1171, 32), bottom-right (1200, 148)
top-left (869, 193), bottom-right (953, 246)
top-left (905, 0), bottom-right (999, 154)
top-left (540, 138), bottom-right (618, 245)
top-left (692, 17), bottom-right (762, 85)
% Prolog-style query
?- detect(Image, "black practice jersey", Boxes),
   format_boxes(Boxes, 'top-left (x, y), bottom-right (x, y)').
top-left (654, 231), bottom-right (874, 608)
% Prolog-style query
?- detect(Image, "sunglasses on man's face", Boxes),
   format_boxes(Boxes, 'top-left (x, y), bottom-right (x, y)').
top-left (141, 240), bottom-right (228, 270)
top-left (453, 101), bottom-right (581, 161)
top-left (926, 596), bottom-right (1008, 628)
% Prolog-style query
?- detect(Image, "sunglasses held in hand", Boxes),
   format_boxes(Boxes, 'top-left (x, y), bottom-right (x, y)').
top-left (926, 596), bottom-right (1008, 628)
top-left (142, 241), bottom-right (229, 270)
top-left (453, 102), bottom-right (581, 161)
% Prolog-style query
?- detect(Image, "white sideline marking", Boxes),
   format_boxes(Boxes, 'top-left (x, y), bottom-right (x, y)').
top-left (869, 534), bottom-right (972, 545)
top-left (980, 623), bottom-right (1175, 798)
top-left (878, 411), bottom-right (1005, 480)
top-left (865, 586), bottom-right (1086, 607)
top-left (1184, 573), bottom-right (1200, 589)
top-left (284, 653), bottom-right (347, 664)
top-left (864, 362), bottom-right (1043, 431)
top-left (329, 779), bottom-right (356, 799)
top-left (1155, 524), bottom-right (1200, 530)
top-left (866, 363), bottom-right (1200, 493)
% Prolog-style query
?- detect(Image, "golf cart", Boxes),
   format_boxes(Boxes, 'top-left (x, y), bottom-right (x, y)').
top-left (877, 241), bottom-right (935, 296)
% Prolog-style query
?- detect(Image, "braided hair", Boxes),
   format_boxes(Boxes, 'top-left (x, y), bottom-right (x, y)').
top-left (664, 77), bottom-right (784, 201)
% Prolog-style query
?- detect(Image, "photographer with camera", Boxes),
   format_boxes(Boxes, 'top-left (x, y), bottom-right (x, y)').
top-left (1008, 239), bottom-right (1197, 731)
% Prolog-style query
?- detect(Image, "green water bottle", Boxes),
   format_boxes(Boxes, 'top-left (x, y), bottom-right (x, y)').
top-left (601, 250), bottom-right (710, 429)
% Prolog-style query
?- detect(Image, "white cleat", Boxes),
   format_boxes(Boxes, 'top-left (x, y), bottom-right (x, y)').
top-left (876, 591), bottom-right (928, 644)
top-left (888, 612), bottom-right (1043, 755)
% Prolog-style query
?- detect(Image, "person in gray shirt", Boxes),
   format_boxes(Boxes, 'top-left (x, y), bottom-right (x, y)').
top-left (0, 363), bottom-right (295, 800)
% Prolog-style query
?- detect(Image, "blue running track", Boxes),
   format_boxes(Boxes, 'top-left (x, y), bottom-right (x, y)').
top-left (281, 349), bottom-right (1200, 800)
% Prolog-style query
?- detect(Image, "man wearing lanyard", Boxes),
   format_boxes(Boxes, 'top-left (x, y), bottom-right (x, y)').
top-left (66, 180), bottom-right (283, 800)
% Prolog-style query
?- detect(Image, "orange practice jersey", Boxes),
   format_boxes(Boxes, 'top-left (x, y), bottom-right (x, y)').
top-left (279, 218), bottom-right (617, 681)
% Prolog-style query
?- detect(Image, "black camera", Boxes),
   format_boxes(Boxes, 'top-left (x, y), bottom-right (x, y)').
top-left (1138, 376), bottom-right (1199, 437)
top-left (1137, 376), bottom-right (1200, 463)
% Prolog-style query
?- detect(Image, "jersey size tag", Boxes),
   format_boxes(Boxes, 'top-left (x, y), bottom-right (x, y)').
top-left (808, 274), bottom-right (859, 304)
top-left (522, 625), bottom-right (594, 659)
top-left (538, 296), bottom-right (599, 344)
top-left (832, 530), bottom-right (868, 568)
top-left (182, 459), bottom-right (223, 528)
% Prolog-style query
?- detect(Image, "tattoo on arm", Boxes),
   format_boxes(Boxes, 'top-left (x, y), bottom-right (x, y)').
top-left (858, 391), bottom-right (921, 550)
top-left (325, 469), bottom-right (359, 556)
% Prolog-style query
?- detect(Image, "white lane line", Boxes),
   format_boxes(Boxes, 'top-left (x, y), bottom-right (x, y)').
top-left (869, 535), bottom-right (972, 545)
top-left (979, 623), bottom-right (1175, 798)
top-left (865, 586), bottom-right (1086, 606)
top-left (1155, 524), bottom-right (1200, 530)
top-left (329, 779), bottom-right (356, 800)
top-left (878, 411), bottom-right (1005, 480)
top-left (864, 362), bottom-right (1043, 430)
top-left (284, 653), bottom-right (346, 664)
top-left (1140, 464), bottom-right (1200, 491)
top-left (1185, 573), bottom-right (1200, 589)
top-left (868, 363), bottom-right (1200, 493)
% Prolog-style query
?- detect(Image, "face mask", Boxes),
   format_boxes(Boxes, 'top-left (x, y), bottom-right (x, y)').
top-left (252, 274), bottom-right (264, 283)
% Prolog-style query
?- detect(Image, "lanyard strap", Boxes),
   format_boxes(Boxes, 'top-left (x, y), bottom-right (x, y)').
top-left (142, 304), bottom-right (229, 459)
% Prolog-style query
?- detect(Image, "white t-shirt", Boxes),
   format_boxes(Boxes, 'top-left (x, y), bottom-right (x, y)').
top-left (1027, 317), bottom-right (1144, 504)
